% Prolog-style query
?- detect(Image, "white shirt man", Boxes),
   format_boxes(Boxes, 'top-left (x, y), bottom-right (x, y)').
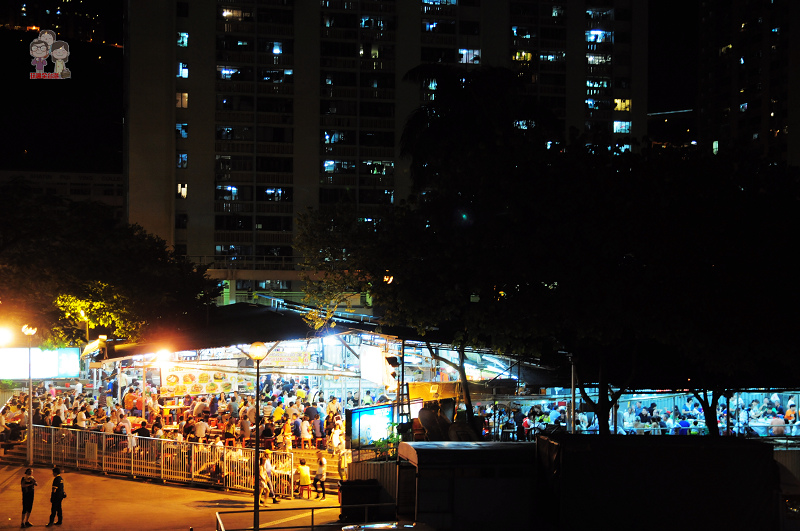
top-left (76, 409), bottom-right (87, 428)
top-left (327, 398), bottom-right (341, 417)
top-left (118, 414), bottom-right (132, 434)
top-left (73, 380), bottom-right (82, 397)
top-left (103, 419), bottom-right (115, 434)
top-left (194, 418), bottom-right (209, 440)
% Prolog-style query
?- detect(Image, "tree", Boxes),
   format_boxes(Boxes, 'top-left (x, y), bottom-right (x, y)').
top-left (298, 65), bottom-right (800, 438)
top-left (0, 181), bottom-right (220, 346)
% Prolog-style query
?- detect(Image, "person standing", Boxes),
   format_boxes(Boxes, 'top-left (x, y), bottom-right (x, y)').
top-left (21, 468), bottom-right (37, 528)
top-left (45, 467), bottom-right (65, 527)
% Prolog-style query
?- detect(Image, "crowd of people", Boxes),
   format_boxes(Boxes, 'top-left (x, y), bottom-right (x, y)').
top-left (487, 393), bottom-right (800, 439)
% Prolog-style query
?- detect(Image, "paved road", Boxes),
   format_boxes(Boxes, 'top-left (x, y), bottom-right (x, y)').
top-left (0, 463), bottom-right (345, 530)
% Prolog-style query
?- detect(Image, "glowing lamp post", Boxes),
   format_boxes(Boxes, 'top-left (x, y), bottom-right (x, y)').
top-left (22, 325), bottom-right (37, 466)
top-left (246, 341), bottom-right (269, 530)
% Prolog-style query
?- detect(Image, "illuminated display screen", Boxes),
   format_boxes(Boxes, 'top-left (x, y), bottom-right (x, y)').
top-left (0, 348), bottom-right (80, 379)
top-left (346, 400), bottom-right (423, 449)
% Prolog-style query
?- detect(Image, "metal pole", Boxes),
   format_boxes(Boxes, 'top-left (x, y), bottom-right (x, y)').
top-left (28, 333), bottom-right (33, 466)
top-left (254, 358), bottom-right (260, 531)
top-left (570, 355), bottom-right (576, 434)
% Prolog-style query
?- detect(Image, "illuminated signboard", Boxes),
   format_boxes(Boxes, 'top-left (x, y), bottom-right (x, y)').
top-left (0, 348), bottom-right (80, 379)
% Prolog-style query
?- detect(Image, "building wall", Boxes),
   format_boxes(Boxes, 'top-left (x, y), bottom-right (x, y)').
top-left (698, 0), bottom-right (800, 165)
top-left (126, 0), bottom-right (649, 291)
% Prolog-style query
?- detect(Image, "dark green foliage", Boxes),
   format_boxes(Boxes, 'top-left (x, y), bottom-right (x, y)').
top-left (0, 181), bottom-right (220, 345)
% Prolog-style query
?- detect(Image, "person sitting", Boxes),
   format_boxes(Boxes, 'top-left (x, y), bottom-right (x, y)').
top-left (770, 416), bottom-right (787, 436)
top-left (223, 417), bottom-right (236, 444)
top-left (294, 458), bottom-right (311, 496)
top-left (311, 414), bottom-right (324, 443)
top-left (300, 415), bottom-right (313, 448)
top-left (786, 404), bottom-right (797, 423)
top-left (194, 416), bottom-right (209, 443)
top-left (238, 415), bottom-right (251, 444)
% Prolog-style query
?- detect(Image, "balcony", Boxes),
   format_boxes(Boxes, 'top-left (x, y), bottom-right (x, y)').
top-left (192, 254), bottom-right (299, 271)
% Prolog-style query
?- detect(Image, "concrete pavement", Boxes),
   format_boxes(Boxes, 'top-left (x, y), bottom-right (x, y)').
top-left (0, 463), bottom-right (343, 531)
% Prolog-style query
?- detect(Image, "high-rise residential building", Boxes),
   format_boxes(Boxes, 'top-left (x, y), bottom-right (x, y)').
top-left (697, 0), bottom-right (800, 165)
top-left (125, 0), bottom-right (648, 303)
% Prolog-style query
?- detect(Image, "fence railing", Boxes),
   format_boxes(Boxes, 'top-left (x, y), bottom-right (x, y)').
top-left (215, 503), bottom-right (397, 531)
top-left (31, 425), bottom-right (293, 495)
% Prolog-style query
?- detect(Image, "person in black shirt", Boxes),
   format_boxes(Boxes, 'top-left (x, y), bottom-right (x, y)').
top-left (134, 421), bottom-right (150, 438)
top-left (21, 467), bottom-right (37, 527)
top-left (46, 467), bottom-right (64, 527)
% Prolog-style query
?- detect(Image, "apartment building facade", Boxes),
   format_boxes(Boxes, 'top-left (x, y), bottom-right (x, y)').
top-left (697, 0), bottom-right (800, 165)
top-left (125, 0), bottom-right (647, 301)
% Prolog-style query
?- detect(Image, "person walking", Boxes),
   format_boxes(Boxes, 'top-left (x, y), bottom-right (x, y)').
top-left (20, 468), bottom-right (37, 528)
top-left (45, 467), bottom-right (65, 527)
top-left (313, 450), bottom-right (327, 500)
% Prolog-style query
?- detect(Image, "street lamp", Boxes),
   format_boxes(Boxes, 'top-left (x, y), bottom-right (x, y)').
top-left (246, 341), bottom-right (269, 530)
top-left (22, 324), bottom-right (37, 466)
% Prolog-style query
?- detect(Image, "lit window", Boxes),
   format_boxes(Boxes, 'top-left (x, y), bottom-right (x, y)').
top-left (740, 103), bottom-right (748, 112)
top-left (272, 42), bottom-right (283, 54)
top-left (614, 98), bottom-right (631, 112)
top-left (177, 62), bottom-right (188, 78)
top-left (176, 92), bottom-right (188, 108)
top-left (514, 50), bottom-right (533, 62)
top-left (585, 30), bottom-right (613, 43)
top-left (511, 26), bottom-right (533, 39)
top-left (176, 123), bottom-right (188, 138)
top-left (217, 66), bottom-right (240, 80)
top-left (587, 79), bottom-right (608, 88)
top-left (177, 153), bottom-right (188, 169)
top-left (552, 6), bottom-right (563, 17)
top-left (177, 32), bottom-right (188, 47)
top-left (587, 54), bottom-right (611, 64)
top-left (539, 51), bottom-right (565, 62)
top-left (177, 183), bottom-right (188, 198)
top-left (713, 141), bottom-right (719, 155)
top-left (458, 49), bottom-right (480, 64)
top-left (613, 121), bottom-right (631, 134)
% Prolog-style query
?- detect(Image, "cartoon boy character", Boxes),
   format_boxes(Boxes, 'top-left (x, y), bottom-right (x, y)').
top-left (51, 41), bottom-right (70, 78)
top-left (38, 29), bottom-right (56, 52)
top-left (30, 40), bottom-right (49, 73)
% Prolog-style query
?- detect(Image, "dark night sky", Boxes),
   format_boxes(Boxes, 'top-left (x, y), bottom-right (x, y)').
top-left (1, 2), bottom-right (697, 173)
top-left (648, 0), bottom-right (700, 112)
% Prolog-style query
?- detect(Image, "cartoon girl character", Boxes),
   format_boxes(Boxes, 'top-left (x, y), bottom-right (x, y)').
top-left (30, 40), bottom-right (49, 73)
top-left (38, 30), bottom-right (56, 52)
top-left (51, 41), bottom-right (70, 78)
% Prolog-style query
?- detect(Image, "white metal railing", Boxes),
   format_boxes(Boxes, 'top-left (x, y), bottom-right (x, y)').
top-left (31, 426), bottom-right (293, 494)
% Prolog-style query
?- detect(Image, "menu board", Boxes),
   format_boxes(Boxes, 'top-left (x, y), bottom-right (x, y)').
top-left (264, 349), bottom-right (311, 367)
top-left (162, 366), bottom-right (238, 396)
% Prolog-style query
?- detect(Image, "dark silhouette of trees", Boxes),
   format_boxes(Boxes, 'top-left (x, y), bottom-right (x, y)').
top-left (298, 65), bottom-right (800, 436)
top-left (0, 181), bottom-right (220, 346)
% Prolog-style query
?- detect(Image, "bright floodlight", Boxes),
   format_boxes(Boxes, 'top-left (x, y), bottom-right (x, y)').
top-left (0, 328), bottom-right (12, 345)
top-left (22, 325), bottom-right (37, 336)
top-left (247, 341), bottom-right (268, 361)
